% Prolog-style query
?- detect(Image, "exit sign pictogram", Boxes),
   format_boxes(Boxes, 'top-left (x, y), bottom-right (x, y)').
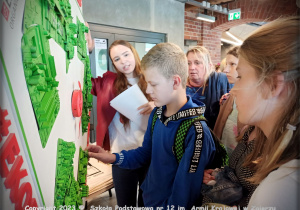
top-left (228, 8), bottom-right (241, 20)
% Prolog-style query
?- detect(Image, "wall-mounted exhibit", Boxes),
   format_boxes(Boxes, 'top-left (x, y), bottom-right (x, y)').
top-left (0, 0), bottom-right (91, 209)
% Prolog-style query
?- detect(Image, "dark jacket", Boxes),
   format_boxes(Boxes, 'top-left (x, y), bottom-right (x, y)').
top-left (186, 72), bottom-right (232, 129)
top-left (113, 97), bottom-right (216, 209)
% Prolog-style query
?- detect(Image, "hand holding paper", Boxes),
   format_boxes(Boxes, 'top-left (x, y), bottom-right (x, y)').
top-left (110, 84), bottom-right (152, 131)
top-left (138, 101), bottom-right (155, 115)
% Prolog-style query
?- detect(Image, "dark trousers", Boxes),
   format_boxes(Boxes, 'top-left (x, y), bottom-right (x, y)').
top-left (112, 165), bottom-right (148, 207)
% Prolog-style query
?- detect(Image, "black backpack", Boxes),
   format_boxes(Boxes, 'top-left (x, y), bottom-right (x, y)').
top-left (151, 112), bottom-right (228, 169)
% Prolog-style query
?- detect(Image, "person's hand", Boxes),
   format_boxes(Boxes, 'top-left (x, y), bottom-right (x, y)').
top-left (137, 101), bottom-right (155, 115)
top-left (219, 93), bottom-right (230, 105)
top-left (203, 169), bottom-right (215, 184)
top-left (84, 22), bottom-right (95, 53)
top-left (85, 145), bottom-right (116, 164)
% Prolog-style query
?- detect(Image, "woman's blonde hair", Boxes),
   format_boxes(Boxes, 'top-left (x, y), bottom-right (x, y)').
top-left (108, 40), bottom-right (150, 129)
top-left (239, 16), bottom-right (300, 184)
top-left (219, 58), bottom-right (226, 72)
top-left (186, 46), bottom-right (215, 93)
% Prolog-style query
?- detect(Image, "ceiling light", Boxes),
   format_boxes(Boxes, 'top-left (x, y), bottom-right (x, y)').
top-left (196, 13), bottom-right (215, 22)
top-left (225, 31), bottom-right (243, 45)
top-left (221, 38), bottom-right (242, 46)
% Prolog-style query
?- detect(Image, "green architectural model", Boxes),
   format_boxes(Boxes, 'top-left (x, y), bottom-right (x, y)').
top-left (22, 23), bottom-right (60, 148)
top-left (54, 139), bottom-right (89, 209)
top-left (82, 56), bottom-right (93, 133)
top-left (77, 147), bottom-right (89, 198)
top-left (21, 0), bottom-right (92, 147)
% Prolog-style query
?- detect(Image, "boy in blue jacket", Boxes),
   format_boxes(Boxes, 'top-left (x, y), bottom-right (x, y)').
top-left (86, 43), bottom-right (216, 209)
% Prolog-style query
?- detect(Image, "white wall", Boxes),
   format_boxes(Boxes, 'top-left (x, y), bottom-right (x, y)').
top-left (83, 0), bottom-right (185, 49)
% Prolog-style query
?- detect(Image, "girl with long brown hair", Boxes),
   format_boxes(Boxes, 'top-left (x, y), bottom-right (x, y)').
top-left (91, 40), bottom-right (154, 207)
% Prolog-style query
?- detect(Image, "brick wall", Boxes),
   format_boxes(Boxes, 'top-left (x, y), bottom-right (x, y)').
top-left (184, 0), bottom-right (299, 65)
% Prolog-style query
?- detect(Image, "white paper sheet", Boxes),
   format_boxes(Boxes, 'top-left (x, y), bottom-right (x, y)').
top-left (110, 84), bottom-right (149, 131)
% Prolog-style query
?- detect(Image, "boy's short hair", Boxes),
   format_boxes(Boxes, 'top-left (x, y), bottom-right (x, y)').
top-left (141, 42), bottom-right (188, 88)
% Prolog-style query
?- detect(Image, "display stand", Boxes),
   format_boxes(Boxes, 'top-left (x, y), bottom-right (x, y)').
top-left (86, 157), bottom-right (114, 203)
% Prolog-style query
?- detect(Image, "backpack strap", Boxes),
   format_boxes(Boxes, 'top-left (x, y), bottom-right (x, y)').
top-left (173, 116), bottom-right (229, 173)
top-left (172, 116), bottom-right (206, 173)
top-left (189, 120), bottom-right (205, 173)
top-left (150, 108), bottom-right (228, 172)
top-left (173, 115), bottom-right (206, 163)
top-left (150, 110), bottom-right (158, 138)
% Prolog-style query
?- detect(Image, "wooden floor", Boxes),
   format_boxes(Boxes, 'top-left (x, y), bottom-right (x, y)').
top-left (87, 188), bottom-right (117, 209)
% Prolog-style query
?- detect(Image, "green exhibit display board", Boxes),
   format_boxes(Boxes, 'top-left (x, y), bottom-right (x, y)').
top-left (0, 0), bottom-right (91, 209)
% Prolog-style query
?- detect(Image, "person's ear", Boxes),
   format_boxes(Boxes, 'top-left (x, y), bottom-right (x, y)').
top-left (173, 75), bottom-right (182, 90)
top-left (271, 73), bottom-right (285, 98)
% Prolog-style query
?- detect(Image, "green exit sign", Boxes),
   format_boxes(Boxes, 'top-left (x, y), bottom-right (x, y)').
top-left (228, 8), bottom-right (241, 20)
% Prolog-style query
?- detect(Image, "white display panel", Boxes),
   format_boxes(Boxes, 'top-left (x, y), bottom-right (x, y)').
top-left (0, 0), bottom-right (90, 208)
